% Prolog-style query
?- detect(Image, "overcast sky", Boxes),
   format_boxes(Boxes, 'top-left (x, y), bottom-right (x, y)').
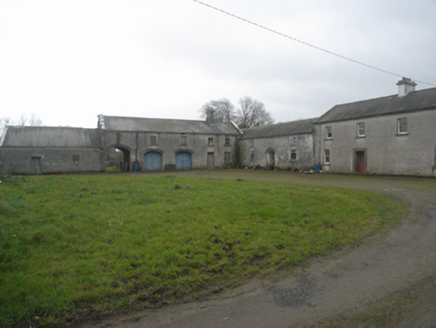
top-left (1, 0), bottom-right (435, 128)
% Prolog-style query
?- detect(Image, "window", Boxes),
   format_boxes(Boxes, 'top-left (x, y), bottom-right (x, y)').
top-left (149, 136), bottom-right (157, 146)
top-left (357, 122), bottom-right (365, 137)
top-left (326, 126), bottom-right (332, 139)
top-left (291, 136), bottom-right (297, 145)
top-left (224, 137), bottom-right (231, 146)
top-left (398, 117), bottom-right (408, 134)
top-left (180, 135), bottom-right (187, 145)
top-left (324, 149), bottom-right (330, 164)
top-left (73, 154), bottom-right (80, 165)
top-left (250, 149), bottom-right (255, 161)
top-left (224, 152), bottom-right (232, 164)
top-left (208, 137), bottom-right (214, 146)
top-left (290, 149), bottom-right (297, 161)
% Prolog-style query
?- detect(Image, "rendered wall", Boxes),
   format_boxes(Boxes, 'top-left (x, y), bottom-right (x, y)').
top-left (0, 147), bottom-right (105, 175)
top-left (318, 110), bottom-right (436, 176)
top-left (239, 134), bottom-right (314, 170)
top-left (102, 131), bottom-right (237, 170)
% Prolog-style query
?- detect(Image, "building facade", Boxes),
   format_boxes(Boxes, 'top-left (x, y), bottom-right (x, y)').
top-left (98, 115), bottom-right (241, 171)
top-left (0, 127), bottom-right (105, 175)
top-left (238, 118), bottom-right (316, 170)
top-left (315, 78), bottom-right (436, 177)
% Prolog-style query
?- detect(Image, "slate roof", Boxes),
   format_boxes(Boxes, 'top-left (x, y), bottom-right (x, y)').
top-left (99, 115), bottom-right (241, 135)
top-left (241, 118), bottom-right (316, 139)
top-left (1, 126), bottom-right (100, 148)
top-left (317, 87), bottom-right (436, 124)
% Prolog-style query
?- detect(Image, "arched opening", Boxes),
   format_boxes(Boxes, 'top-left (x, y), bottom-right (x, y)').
top-left (144, 151), bottom-right (162, 171)
top-left (106, 146), bottom-right (131, 172)
top-left (175, 151), bottom-right (192, 170)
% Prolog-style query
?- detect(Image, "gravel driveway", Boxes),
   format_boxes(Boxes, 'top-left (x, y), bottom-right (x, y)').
top-left (81, 171), bottom-right (436, 327)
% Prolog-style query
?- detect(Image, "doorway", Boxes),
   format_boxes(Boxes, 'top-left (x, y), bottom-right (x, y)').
top-left (207, 152), bottom-right (215, 169)
top-left (355, 150), bottom-right (366, 173)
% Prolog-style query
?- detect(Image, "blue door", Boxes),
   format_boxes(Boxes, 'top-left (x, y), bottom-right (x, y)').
top-left (175, 152), bottom-right (191, 170)
top-left (144, 152), bottom-right (162, 171)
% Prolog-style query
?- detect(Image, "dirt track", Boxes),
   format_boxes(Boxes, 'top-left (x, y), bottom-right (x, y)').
top-left (82, 171), bottom-right (436, 327)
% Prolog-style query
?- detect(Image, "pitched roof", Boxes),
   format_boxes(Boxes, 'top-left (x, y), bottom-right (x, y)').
top-left (99, 115), bottom-right (240, 135)
top-left (241, 118), bottom-right (315, 139)
top-left (1, 126), bottom-right (100, 147)
top-left (316, 87), bottom-right (436, 124)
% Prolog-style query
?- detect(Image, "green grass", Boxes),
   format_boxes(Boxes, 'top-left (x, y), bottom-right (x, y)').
top-left (0, 174), bottom-right (403, 326)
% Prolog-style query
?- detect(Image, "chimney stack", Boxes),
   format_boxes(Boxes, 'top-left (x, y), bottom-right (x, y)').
top-left (205, 108), bottom-right (216, 124)
top-left (397, 77), bottom-right (416, 97)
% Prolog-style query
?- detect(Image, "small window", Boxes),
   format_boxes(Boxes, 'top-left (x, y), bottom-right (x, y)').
top-left (324, 149), bottom-right (330, 164)
top-left (180, 135), bottom-right (187, 145)
top-left (224, 137), bottom-right (231, 146)
top-left (398, 118), bottom-right (408, 134)
top-left (149, 136), bottom-right (157, 146)
top-left (290, 149), bottom-right (297, 161)
top-left (208, 137), bottom-right (214, 146)
top-left (291, 136), bottom-right (297, 145)
top-left (326, 126), bottom-right (332, 139)
top-left (224, 152), bottom-right (232, 164)
top-left (72, 154), bottom-right (80, 162)
top-left (357, 122), bottom-right (365, 137)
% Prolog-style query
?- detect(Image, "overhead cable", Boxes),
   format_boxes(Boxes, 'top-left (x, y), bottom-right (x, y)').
top-left (193, 0), bottom-right (436, 87)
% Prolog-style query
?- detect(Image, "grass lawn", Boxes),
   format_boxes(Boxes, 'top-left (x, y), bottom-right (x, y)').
top-left (0, 173), bottom-right (403, 326)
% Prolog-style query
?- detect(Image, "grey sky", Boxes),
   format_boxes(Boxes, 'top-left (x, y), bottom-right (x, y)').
top-left (1, 0), bottom-right (435, 128)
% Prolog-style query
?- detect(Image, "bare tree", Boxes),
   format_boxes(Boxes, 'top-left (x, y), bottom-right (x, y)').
top-left (199, 99), bottom-right (236, 123)
top-left (17, 113), bottom-right (43, 126)
top-left (236, 96), bottom-right (274, 129)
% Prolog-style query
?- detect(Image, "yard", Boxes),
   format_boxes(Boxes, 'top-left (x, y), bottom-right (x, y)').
top-left (0, 171), bottom-right (404, 326)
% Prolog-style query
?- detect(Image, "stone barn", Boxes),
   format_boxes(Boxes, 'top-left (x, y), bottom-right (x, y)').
top-left (98, 114), bottom-right (241, 171)
top-left (0, 126), bottom-right (104, 175)
top-left (238, 118), bottom-right (316, 170)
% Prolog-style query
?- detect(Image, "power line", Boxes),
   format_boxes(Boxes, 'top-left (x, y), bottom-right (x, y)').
top-left (192, 0), bottom-right (436, 87)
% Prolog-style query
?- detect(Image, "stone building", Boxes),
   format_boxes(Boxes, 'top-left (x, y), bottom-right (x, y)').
top-left (0, 126), bottom-right (104, 174)
top-left (315, 78), bottom-right (436, 177)
top-left (98, 115), bottom-right (241, 171)
top-left (238, 118), bottom-right (316, 170)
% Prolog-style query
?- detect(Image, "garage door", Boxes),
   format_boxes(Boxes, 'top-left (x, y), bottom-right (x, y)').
top-left (144, 152), bottom-right (162, 171)
top-left (175, 152), bottom-right (191, 170)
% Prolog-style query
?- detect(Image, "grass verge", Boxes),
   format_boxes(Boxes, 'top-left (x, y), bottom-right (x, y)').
top-left (0, 174), bottom-right (404, 326)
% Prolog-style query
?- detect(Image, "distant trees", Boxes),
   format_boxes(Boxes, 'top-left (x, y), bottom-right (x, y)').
top-left (0, 114), bottom-right (43, 139)
top-left (199, 98), bottom-right (236, 123)
top-left (200, 97), bottom-right (274, 129)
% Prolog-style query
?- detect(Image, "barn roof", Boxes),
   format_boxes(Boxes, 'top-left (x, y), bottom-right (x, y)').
top-left (99, 115), bottom-right (241, 135)
top-left (316, 87), bottom-right (436, 124)
top-left (241, 118), bottom-right (315, 139)
top-left (1, 126), bottom-right (100, 148)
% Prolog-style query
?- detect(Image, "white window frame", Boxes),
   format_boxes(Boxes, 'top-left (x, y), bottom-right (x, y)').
top-left (326, 126), bottom-right (332, 139)
top-left (357, 122), bottom-right (365, 137)
top-left (397, 117), bottom-right (408, 134)
top-left (324, 149), bottom-right (330, 164)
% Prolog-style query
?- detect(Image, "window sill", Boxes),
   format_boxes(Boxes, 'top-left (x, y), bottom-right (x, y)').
top-left (356, 135), bottom-right (366, 139)
top-left (325, 138), bottom-right (333, 141)
top-left (396, 133), bottom-right (409, 137)
top-left (323, 163), bottom-right (331, 166)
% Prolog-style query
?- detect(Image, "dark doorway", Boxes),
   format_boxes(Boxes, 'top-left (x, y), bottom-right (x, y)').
top-left (355, 151), bottom-right (366, 173)
top-left (207, 152), bottom-right (215, 169)
top-left (31, 156), bottom-right (42, 175)
top-left (266, 150), bottom-right (275, 169)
